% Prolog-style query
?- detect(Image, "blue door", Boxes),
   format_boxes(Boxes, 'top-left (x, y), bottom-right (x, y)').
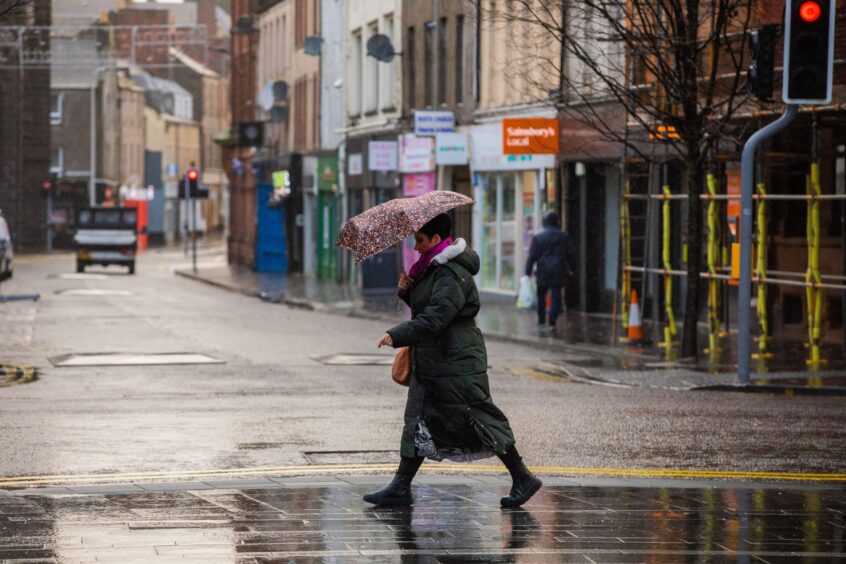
top-left (256, 182), bottom-right (288, 273)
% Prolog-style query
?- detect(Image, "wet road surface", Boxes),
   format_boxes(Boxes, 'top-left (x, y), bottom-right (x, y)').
top-left (0, 250), bottom-right (844, 479)
top-left (1, 476), bottom-right (844, 563)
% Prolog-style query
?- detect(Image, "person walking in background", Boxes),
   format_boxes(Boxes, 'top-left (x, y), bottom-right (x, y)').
top-left (525, 212), bottom-right (571, 331)
top-left (367, 213), bottom-right (542, 508)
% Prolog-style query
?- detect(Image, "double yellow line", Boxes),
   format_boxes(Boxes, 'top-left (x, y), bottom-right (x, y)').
top-left (2, 464), bottom-right (845, 488)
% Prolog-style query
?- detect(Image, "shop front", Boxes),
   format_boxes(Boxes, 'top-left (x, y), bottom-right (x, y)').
top-left (470, 121), bottom-right (558, 294)
top-left (316, 153), bottom-right (340, 280)
top-left (344, 134), bottom-right (402, 291)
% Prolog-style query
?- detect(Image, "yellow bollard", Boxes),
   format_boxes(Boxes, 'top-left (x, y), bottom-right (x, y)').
top-left (806, 164), bottom-right (825, 366)
top-left (705, 174), bottom-right (721, 357)
top-left (658, 185), bottom-right (677, 350)
top-left (753, 183), bottom-right (773, 360)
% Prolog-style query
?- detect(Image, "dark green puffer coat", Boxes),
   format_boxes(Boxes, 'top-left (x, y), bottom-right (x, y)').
top-left (387, 238), bottom-right (516, 461)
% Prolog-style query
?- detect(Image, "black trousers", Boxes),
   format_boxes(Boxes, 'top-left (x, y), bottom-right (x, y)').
top-left (536, 285), bottom-right (562, 326)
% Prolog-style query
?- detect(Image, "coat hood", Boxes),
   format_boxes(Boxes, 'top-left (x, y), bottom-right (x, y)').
top-left (431, 238), bottom-right (480, 275)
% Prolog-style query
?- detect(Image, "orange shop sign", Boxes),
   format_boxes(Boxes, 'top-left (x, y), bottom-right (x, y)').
top-left (502, 118), bottom-right (559, 155)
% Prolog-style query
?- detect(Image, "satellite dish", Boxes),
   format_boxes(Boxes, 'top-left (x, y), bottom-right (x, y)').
top-left (304, 36), bottom-right (323, 56)
top-left (258, 82), bottom-right (274, 111)
top-left (235, 15), bottom-right (255, 34)
top-left (272, 80), bottom-right (288, 101)
top-left (269, 106), bottom-right (288, 123)
top-left (367, 34), bottom-right (397, 63)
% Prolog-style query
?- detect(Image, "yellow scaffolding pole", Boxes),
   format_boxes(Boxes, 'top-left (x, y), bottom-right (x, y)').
top-left (754, 182), bottom-right (772, 358)
top-left (659, 184), bottom-right (677, 348)
top-left (620, 179), bottom-right (632, 337)
top-left (705, 174), bottom-right (721, 355)
top-left (806, 163), bottom-right (824, 365)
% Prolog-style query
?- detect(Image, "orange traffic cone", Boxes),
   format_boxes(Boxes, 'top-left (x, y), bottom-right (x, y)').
top-left (627, 290), bottom-right (644, 344)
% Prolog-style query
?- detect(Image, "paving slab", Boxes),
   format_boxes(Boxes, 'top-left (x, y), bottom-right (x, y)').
top-left (0, 476), bottom-right (843, 561)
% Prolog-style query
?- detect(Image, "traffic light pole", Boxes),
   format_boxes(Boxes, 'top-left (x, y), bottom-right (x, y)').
top-left (183, 175), bottom-right (190, 257)
top-left (191, 188), bottom-right (198, 274)
top-left (737, 105), bottom-right (798, 385)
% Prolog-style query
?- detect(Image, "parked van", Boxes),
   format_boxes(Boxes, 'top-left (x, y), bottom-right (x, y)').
top-left (74, 208), bottom-right (138, 274)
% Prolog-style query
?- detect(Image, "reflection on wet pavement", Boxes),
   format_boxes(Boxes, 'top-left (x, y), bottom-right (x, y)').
top-left (1, 482), bottom-right (844, 562)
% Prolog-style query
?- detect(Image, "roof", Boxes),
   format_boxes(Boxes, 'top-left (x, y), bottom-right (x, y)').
top-left (169, 47), bottom-right (219, 78)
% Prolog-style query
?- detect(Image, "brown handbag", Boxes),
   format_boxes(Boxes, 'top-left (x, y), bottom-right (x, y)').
top-left (392, 347), bottom-right (411, 386)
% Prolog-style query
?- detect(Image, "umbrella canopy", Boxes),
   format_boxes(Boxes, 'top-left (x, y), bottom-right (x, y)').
top-left (336, 191), bottom-right (474, 263)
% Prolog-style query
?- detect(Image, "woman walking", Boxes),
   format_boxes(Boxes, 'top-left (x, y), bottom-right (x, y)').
top-left (368, 213), bottom-right (542, 507)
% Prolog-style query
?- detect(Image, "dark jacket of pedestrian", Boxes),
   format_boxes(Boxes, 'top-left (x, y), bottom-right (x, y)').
top-left (525, 213), bottom-right (571, 287)
top-left (387, 238), bottom-right (516, 462)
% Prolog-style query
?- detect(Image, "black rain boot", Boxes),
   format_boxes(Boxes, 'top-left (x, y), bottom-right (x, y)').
top-left (363, 456), bottom-right (423, 507)
top-left (498, 445), bottom-right (542, 508)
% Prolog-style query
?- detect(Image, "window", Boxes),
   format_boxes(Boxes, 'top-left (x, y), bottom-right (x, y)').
top-left (424, 21), bottom-right (434, 106)
top-left (406, 26), bottom-right (416, 109)
top-left (437, 17), bottom-right (447, 105)
top-left (50, 147), bottom-right (63, 175)
top-left (295, 0), bottom-right (307, 48)
top-left (382, 14), bottom-right (395, 109)
top-left (349, 30), bottom-right (362, 115)
top-left (365, 22), bottom-right (379, 113)
top-left (455, 15), bottom-right (465, 105)
top-left (50, 92), bottom-right (63, 124)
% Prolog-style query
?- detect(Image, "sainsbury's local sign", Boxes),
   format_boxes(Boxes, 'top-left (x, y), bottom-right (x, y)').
top-left (502, 118), bottom-right (559, 155)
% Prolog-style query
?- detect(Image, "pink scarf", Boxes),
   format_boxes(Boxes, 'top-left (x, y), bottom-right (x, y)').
top-left (408, 237), bottom-right (453, 280)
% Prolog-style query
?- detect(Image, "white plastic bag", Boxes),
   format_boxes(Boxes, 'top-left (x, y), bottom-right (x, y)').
top-left (516, 275), bottom-right (535, 309)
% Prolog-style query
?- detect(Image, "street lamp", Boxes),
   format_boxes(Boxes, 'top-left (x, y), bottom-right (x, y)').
top-left (89, 65), bottom-right (112, 207)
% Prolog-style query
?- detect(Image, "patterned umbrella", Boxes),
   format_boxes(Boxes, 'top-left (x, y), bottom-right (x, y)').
top-left (336, 191), bottom-right (474, 263)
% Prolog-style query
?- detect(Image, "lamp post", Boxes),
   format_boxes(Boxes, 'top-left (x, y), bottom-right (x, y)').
top-left (89, 65), bottom-right (112, 207)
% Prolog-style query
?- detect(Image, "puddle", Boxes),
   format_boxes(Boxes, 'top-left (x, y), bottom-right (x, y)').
top-left (56, 289), bottom-right (133, 297)
top-left (311, 353), bottom-right (394, 366)
top-left (49, 352), bottom-right (225, 367)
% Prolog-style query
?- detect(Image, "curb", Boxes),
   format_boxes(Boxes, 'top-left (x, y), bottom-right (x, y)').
top-left (174, 269), bottom-right (259, 299)
top-left (173, 269), bottom-right (846, 396)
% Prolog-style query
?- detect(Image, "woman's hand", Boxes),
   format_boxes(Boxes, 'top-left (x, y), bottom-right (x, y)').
top-left (398, 273), bottom-right (411, 291)
top-left (377, 333), bottom-right (394, 348)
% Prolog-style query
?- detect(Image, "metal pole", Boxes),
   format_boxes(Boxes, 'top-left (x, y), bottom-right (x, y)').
top-left (89, 75), bottom-right (97, 207)
top-left (738, 105), bottom-right (798, 384)
top-left (579, 173), bottom-right (587, 311)
top-left (89, 67), bottom-right (108, 207)
top-left (837, 144), bottom-right (846, 348)
top-left (191, 186), bottom-right (197, 274)
top-left (46, 190), bottom-right (53, 252)
top-left (183, 173), bottom-right (189, 256)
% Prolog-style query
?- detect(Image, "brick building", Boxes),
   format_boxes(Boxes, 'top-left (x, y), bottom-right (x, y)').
top-left (0, 0), bottom-right (52, 252)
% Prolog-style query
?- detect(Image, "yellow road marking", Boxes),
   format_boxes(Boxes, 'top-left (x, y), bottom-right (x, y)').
top-left (1, 464), bottom-right (845, 488)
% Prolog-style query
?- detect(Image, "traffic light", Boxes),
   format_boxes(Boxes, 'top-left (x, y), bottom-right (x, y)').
top-left (783, 0), bottom-right (836, 104)
top-left (187, 167), bottom-right (199, 197)
top-left (40, 175), bottom-right (57, 198)
top-left (748, 24), bottom-right (778, 100)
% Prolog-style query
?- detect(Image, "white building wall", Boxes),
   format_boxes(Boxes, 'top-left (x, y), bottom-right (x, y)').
top-left (345, 0), bottom-right (402, 136)
top-left (320, 0), bottom-right (345, 150)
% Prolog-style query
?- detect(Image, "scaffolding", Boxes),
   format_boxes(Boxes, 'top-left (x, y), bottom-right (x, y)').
top-left (619, 162), bottom-right (846, 364)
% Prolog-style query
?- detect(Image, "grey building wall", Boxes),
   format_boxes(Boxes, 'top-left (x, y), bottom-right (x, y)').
top-left (320, 0), bottom-right (345, 151)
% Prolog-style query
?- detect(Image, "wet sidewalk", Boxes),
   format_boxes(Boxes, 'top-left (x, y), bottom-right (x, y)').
top-left (2, 474), bottom-right (844, 562)
top-left (174, 263), bottom-right (846, 395)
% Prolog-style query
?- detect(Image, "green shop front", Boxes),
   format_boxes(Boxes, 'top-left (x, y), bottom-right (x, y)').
top-left (316, 153), bottom-right (341, 280)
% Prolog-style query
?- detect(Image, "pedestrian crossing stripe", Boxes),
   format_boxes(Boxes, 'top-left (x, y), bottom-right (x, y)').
top-left (1, 464), bottom-right (845, 488)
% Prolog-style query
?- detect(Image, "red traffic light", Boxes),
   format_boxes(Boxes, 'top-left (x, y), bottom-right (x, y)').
top-left (187, 168), bottom-right (199, 181)
top-left (42, 181), bottom-right (52, 190)
top-left (799, 1), bottom-right (822, 22)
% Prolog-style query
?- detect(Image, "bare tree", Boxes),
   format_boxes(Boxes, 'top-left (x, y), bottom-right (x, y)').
top-left (0, 0), bottom-right (31, 22)
top-left (478, 0), bottom-right (761, 358)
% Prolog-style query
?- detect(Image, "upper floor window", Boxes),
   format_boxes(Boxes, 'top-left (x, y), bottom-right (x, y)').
top-left (50, 92), bottom-right (64, 125)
